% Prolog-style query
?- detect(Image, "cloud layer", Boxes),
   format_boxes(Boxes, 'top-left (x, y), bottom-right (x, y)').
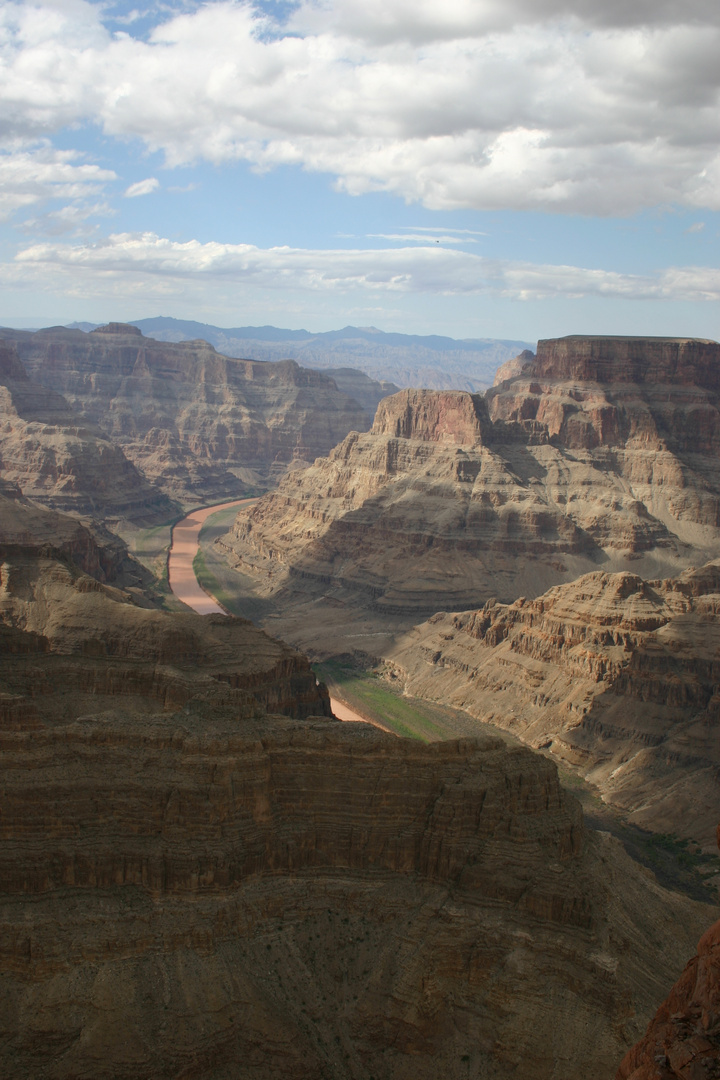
top-left (1, 0), bottom-right (719, 215)
top-left (10, 232), bottom-right (720, 303)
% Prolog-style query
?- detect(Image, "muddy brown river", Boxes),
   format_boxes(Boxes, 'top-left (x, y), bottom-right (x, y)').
top-left (167, 500), bottom-right (370, 725)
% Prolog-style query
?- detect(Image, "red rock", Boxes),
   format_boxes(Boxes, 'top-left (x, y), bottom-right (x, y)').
top-left (615, 827), bottom-right (720, 1080)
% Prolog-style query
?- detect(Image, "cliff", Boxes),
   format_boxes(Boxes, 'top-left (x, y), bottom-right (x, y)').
top-left (1, 323), bottom-right (384, 503)
top-left (224, 337), bottom-right (720, 651)
top-left (0, 487), bottom-right (157, 595)
top-left (389, 561), bottom-right (720, 848)
top-left (0, 342), bottom-right (171, 522)
top-left (531, 336), bottom-right (720, 389)
top-left (0, 648), bottom-right (716, 1078)
top-left (616, 827), bottom-right (720, 1080)
top-left (1, 487), bottom-right (718, 1078)
top-left (372, 387), bottom-right (488, 443)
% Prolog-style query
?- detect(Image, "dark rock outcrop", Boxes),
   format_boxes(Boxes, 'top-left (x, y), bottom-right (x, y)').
top-left (616, 827), bottom-right (720, 1080)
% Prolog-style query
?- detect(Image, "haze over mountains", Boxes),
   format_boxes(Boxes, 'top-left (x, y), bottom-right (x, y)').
top-left (67, 318), bottom-right (534, 394)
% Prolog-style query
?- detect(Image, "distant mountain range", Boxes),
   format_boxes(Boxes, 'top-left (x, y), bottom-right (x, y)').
top-left (67, 318), bottom-right (535, 391)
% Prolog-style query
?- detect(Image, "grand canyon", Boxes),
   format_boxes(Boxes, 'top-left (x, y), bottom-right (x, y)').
top-left (1, 325), bottom-right (718, 1079)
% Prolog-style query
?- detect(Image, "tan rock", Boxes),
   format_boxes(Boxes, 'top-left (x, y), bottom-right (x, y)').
top-left (389, 561), bottom-right (720, 847)
top-left (2, 323), bottom-right (382, 503)
top-left (0, 343), bottom-right (170, 521)
top-left (224, 336), bottom-right (720, 641)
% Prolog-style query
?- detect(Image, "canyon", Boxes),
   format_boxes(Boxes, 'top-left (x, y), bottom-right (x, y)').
top-left (0, 505), bottom-right (715, 1077)
top-left (220, 335), bottom-right (720, 851)
top-left (225, 336), bottom-right (720, 637)
top-left (0, 322), bottom-right (391, 505)
top-left (1, 330), bottom-right (719, 1078)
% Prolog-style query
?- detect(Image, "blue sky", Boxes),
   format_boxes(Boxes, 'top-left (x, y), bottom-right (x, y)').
top-left (1, 0), bottom-right (719, 341)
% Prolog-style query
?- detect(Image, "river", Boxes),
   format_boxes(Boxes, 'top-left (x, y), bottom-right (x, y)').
top-left (166, 499), bottom-right (371, 726)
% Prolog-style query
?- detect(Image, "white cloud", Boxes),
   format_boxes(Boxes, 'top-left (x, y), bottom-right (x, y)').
top-left (9, 230), bottom-right (720, 302)
top-left (367, 233), bottom-right (477, 243)
top-left (0, 144), bottom-right (116, 221)
top-left (19, 200), bottom-right (114, 236)
top-left (0, 1), bottom-right (719, 215)
top-left (124, 177), bottom-right (160, 197)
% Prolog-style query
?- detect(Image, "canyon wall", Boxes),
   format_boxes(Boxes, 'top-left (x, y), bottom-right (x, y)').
top-left (225, 336), bottom-right (720, 636)
top-left (0, 343), bottom-right (170, 522)
top-left (1, 323), bottom-right (385, 503)
top-left (389, 562), bottom-right (720, 848)
top-left (1, 635), bottom-right (715, 1078)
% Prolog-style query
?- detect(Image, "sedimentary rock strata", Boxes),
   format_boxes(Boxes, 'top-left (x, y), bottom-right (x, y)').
top-left (0, 544), bottom-right (330, 723)
top-left (389, 562), bottom-right (720, 847)
top-left (225, 336), bottom-right (720, 630)
top-left (0, 657), bottom-right (715, 1078)
top-left (0, 342), bottom-right (169, 521)
top-left (1, 323), bottom-right (382, 503)
top-left (616, 828), bottom-right (720, 1080)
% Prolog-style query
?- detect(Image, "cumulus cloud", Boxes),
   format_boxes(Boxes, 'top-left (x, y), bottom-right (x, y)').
top-left (0, 1), bottom-right (719, 215)
top-left (9, 231), bottom-right (720, 302)
top-left (124, 177), bottom-right (160, 197)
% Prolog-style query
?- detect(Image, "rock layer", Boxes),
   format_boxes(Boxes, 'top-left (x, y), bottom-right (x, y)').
top-left (1, 323), bottom-right (383, 503)
top-left (0, 343), bottom-right (169, 521)
top-left (1, 482), bottom-right (718, 1078)
top-left (0, 675), bottom-right (715, 1079)
top-left (389, 562), bottom-right (720, 847)
top-left (226, 336), bottom-right (720, 627)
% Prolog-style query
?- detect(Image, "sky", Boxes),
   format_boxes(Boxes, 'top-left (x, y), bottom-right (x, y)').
top-left (0, 0), bottom-right (719, 342)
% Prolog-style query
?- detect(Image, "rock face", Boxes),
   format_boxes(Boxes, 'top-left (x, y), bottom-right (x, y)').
top-left (389, 562), bottom-right (720, 847)
top-left (0, 546), bottom-right (331, 723)
top-left (0, 623), bottom-right (715, 1077)
top-left (1, 323), bottom-right (383, 503)
top-left (1, 478), bottom-right (717, 1079)
top-left (0, 485), bottom-right (157, 597)
top-left (225, 336), bottom-right (720, 628)
top-left (616, 828), bottom-right (720, 1080)
top-left (0, 343), bottom-right (170, 521)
